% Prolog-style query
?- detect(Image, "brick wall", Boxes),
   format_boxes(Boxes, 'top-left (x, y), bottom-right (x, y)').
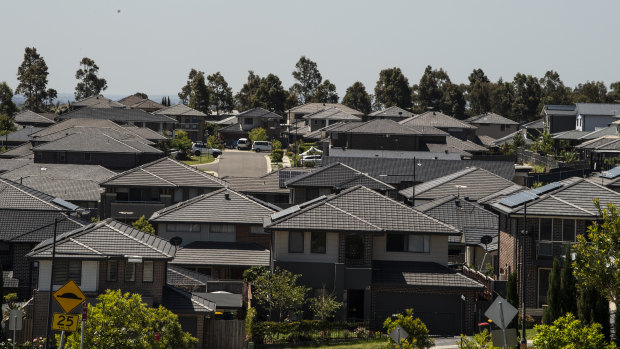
top-left (235, 225), bottom-right (270, 249)
top-left (98, 260), bottom-right (167, 304)
top-left (12, 243), bottom-right (36, 299)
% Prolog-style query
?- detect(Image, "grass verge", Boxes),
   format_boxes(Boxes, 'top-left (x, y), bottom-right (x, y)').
top-left (181, 155), bottom-right (217, 165)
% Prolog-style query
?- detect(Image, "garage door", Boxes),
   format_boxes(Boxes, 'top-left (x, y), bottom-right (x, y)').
top-left (374, 291), bottom-right (462, 336)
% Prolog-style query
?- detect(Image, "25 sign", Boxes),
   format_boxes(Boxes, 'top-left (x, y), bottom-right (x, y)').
top-left (52, 313), bottom-right (80, 332)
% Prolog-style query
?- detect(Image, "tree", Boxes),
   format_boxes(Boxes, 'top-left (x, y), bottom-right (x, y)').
top-left (178, 69), bottom-right (210, 114)
top-left (131, 215), bottom-right (155, 234)
top-left (573, 81), bottom-right (608, 103)
top-left (207, 72), bottom-right (234, 115)
top-left (573, 201), bottom-right (620, 344)
top-left (511, 73), bottom-right (541, 122)
top-left (531, 127), bottom-right (554, 156)
top-left (578, 286), bottom-right (611, 341)
top-left (250, 267), bottom-right (308, 321)
top-left (560, 248), bottom-right (577, 316)
top-left (0, 82), bottom-right (18, 117)
top-left (170, 130), bottom-right (192, 159)
top-left (383, 309), bottom-right (434, 349)
top-left (0, 114), bottom-right (16, 136)
top-left (63, 289), bottom-right (197, 348)
top-left (290, 56), bottom-right (322, 104)
top-left (489, 78), bottom-right (514, 118)
top-left (506, 271), bottom-right (519, 329)
top-left (539, 70), bottom-right (572, 106)
top-left (415, 65), bottom-right (451, 113)
top-left (543, 258), bottom-right (562, 324)
top-left (16, 47), bottom-right (51, 112)
top-left (255, 74), bottom-right (288, 113)
top-left (167, 96), bottom-right (171, 107)
top-left (467, 69), bottom-right (491, 116)
top-left (374, 67), bottom-right (411, 110)
top-left (512, 131), bottom-right (525, 149)
top-left (342, 81), bottom-right (372, 115)
top-left (533, 313), bottom-right (616, 349)
top-left (312, 79), bottom-right (338, 103)
top-left (440, 83), bottom-right (466, 119)
top-left (308, 285), bottom-right (342, 321)
top-left (248, 127), bottom-right (268, 143)
top-left (235, 71), bottom-right (262, 111)
top-left (134, 92), bottom-right (148, 99)
top-left (607, 81), bottom-right (620, 103)
top-left (74, 57), bottom-right (108, 100)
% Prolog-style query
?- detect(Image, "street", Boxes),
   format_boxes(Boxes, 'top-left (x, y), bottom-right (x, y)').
top-left (196, 149), bottom-right (269, 177)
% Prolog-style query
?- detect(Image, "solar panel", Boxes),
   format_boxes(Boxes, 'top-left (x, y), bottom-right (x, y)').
top-left (530, 182), bottom-right (564, 195)
top-left (278, 170), bottom-right (305, 188)
top-left (498, 191), bottom-right (538, 208)
top-left (601, 166), bottom-right (620, 179)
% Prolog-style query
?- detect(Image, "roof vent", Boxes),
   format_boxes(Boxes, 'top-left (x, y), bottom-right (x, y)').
top-left (398, 111), bottom-right (403, 116)
top-left (224, 192), bottom-right (230, 200)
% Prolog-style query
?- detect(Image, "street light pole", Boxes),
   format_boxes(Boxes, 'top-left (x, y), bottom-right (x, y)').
top-left (520, 202), bottom-right (527, 347)
top-left (45, 217), bottom-right (59, 349)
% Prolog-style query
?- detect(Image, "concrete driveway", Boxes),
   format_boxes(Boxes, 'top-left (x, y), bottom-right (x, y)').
top-left (195, 149), bottom-right (269, 177)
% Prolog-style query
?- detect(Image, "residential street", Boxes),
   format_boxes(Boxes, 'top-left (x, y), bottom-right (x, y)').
top-left (196, 149), bottom-right (269, 177)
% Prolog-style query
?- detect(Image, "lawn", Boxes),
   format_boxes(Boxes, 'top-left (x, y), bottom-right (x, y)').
top-left (285, 339), bottom-right (386, 349)
top-left (181, 155), bottom-right (217, 165)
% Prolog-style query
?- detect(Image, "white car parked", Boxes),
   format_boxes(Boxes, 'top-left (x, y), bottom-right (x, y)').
top-left (252, 141), bottom-right (272, 152)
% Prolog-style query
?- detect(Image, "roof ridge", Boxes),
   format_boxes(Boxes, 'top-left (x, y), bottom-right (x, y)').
top-left (68, 237), bottom-right (104, 255)
top-left (140, 168), bottom-right (176, 186)
top-left (324, 202), bottom-right (382, 231)
top-left (100, 157), bottom-right (169, 184)
top-left (106, 221), bottom-right (174, 257)
top-left (547, 194), bottom-right (596, 215)
top-left (414, 167), bottom-right (478, 195)
top-left (0, 178), bottom-right (59, 210)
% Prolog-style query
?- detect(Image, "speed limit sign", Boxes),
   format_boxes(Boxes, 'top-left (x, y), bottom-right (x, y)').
top-left (52, 313), bottom-right (80, 332)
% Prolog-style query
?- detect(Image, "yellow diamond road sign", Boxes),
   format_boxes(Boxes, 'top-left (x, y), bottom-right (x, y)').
top-left (53, 280), bottom-right (86, 313)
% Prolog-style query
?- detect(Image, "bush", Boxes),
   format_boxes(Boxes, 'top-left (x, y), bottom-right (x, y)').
top-left (456, 329), bottom-right (494, 348)
top-left (271, 149), bottom-right (283, 162)
top-left (251, 321), bottom-right (371, 344)
top-left (533, 313), bottom-right (616, 349)
top-left (249, 128), bottom-right (268, 143)
top-left (245, 307), bottom-right (257, 342)
top-left (383, 309), bottom-right (434, 349)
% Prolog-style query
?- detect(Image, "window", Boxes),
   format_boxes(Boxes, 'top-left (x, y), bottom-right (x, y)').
top-left (167, 223), bottom-right (200, 232)
top-left (500, 124), bottom-right (506, 131)
top-left (53, 260), bottom-right (81, 285)
top-left (125, 262), bottom-right (136, 282)
top-left (84, 153), bottom-right (91, 162)
top-left (539, 219), bottom-right (553, 241)
top-left (143, 261), bottom-right (154, 282)
top-left (250, 225), bottom-right (267, 234)
top-left (386, 234), bottom-right (430, 253)
top-left (192, 116), bottom-right (198, 124)
top-left (562, 219), bottom-right (576, 242)
top-left (107, 260), bottom-right (118, 282)
top-left (288, 231), bottom-right (304, 253)
top-left (209, 224), bottom-right (234, 234)
top-left (244, 118), bottom-right (253, 125)
top-left (311, 232), bottom-right (326, 254)
top-left (345, 234), bottom-right (364, 260)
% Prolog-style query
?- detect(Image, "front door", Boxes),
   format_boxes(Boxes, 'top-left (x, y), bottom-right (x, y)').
top-left (346, 289), bottom-right (364, 321)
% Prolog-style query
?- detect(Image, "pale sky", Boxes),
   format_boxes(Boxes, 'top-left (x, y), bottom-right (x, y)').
top-left (1, 0), bottom-right (619, 99)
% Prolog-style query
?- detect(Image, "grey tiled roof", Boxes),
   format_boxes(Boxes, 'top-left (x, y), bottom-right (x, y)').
top-left (1, 163), bottom-right (115, 183)
top-left (0, 209), bottom-right (85, 242)
top-left (491, 130), bottom-right (535, 147)
top-left (117, 95), bottom-right (145, 106)
top-left (400, 111), bottom-right (477, 130)
top-left (223, 169), bottom-right (297, 194)
top-left (323, 157), bottom-right (516, 184)
top-left (58, 107), bottom-right (176, 123)
top-left (102, 157), bottom-right (226, 188)
top-left (477, 184), bottom-right (525, 205)
top-left (399, 167), bottom-right (518, 201)
top-left (552, 130), bottom-right (589, 140)
top-left (30, 118), bottom-right (130, 138)
top-left (372, 261), bottom-right (484, 289)
top-left (121, 125), bottom-right (168, 141)
top-left (285, 162), bottom-right (394, 191)
top-left (0, 158), bottom-right (31, 173)
top-left (13, 110), bottom-right (55, 125)
top-left (27, 218), bottom-right (176, 259)
top-left (72, 95), bottom-right (125, 108)
top-left (163, 286), bottom-right (215, 313)
top-left (218, 122), bottom-right (244, 134)
top-left (286, 103), bottom-right (363, 116)
top-left (576, 103), bottom-right (620, 116)
top-left (0, 177), bottom-right (71, 210)
top-left (327, 119), bottom-right (422, 135)
top-left (369, 106), bottom-right (414, 119)
top-left (2, 271), bottom-right (19, 288)
top-left (303, 108), bottom-right (361, 121)
top-left (33, 133), bottom-right (162, 154)
top-left (150, 188), bottom-right (276, 224)
top-left (2, 126), bottom-right (43, 143)
top-left (523, 118), bottom-right (545, 129)
top-left (580, 126), bottom-right (618, 140)
top-left (15, 177), bottom-right (103, 202)
top-left (0, 143), bottom-right (33, 158)
top-left (427, 136), bottom-right (488, 154)
top-left (167, 265), bottom-right (212, 289)
top-left (465, 113), bottom-right (519, 125)
top-left (152, 104), bottom-right (206, 117)
top-left (544, 105), bottom-right (576, 116)
top-left (237, 107), bottom-right (282, 119)
top-left (33, 126), bottom-right (155, 145)
top-left (171, 241), bottom-right (270, 266)
top-left (266, 185), bottom-right (459, 235)
top-left (576, 136), bottom-right (620, 151)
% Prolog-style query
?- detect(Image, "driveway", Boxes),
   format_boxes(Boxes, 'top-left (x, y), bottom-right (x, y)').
top-left (195, 149), bottom-right (269, 177)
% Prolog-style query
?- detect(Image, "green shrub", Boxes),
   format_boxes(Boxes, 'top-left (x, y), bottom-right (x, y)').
top-left (245, 307), bottom-right (257, 341)
top-left (456, 329), bottom-right (497, 348)
top-left (383, 309), bottom-right (434, 349)
top-left (271, 149), bottom-right (283, 162)
top-left (533, 313), bottom-right (616, 349)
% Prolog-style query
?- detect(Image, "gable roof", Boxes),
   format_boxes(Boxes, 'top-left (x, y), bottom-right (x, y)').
top-left (33, 125), bottom-right (155, 145)
top-left (33, 133), bottom-right (162, 154)
top-left (27, 218), bottom-right (175, 259)
top-left (223, 169), bottom-right (309, 195)
top-left (117, 95), bottom-right (145, 106)
top-left (101, 157), bottom-right (226, 188)
top-left (491, 177), bottom-right (620, 217)
top-left (30, 118), bottom-right (159, 140)
top-left (266, 185), bottom-right (459, 235)
top-left (171, 241), bottom-right (270, 267)
top-left (152, 104), bottom-right (206, 117)
top-left (236, 107), bottom-right (282, 119)
top-left (400, 111), bottom-right (477, 130)
top-left (13, 110), bottom-right (55, 125)
top-left (284, 162), bottom-right (394, 191)
top-left (426, 136), bottom-right (488, 155)
top-left (369, 106), bottom-right (414, 119)
top-left (465, 112), bottom-right (519, 125)
top-left (303, 107), bottom-right (360, 121)
top-left (286, 103), bottom-right (363, 116)
top-left (399, 167), bottom-right (518, 201)
top-left (150, 188), bottom-right (276, 224)
top-left (0, 177), bottom-right (78, 211)
top-left (72, 95), bottom-right (125, 108)
top-left (58, 107), bottom-right (176, 124)
top-left (121, 125), bottom-right (168, 141)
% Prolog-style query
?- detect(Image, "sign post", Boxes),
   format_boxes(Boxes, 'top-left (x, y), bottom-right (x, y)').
top-left (9, 309), bottom-right (22, 349)
top-left (50, 280), bottom-right (87, 348)
top-left (80, 302), bottom-right (88, 349)
top-left (485, 296), bottom-right (519, 349)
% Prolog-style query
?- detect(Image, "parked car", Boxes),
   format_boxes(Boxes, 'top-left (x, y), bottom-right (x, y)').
top-left (252, 141), bottom-right (272, 152)
top-left (301, 155), bottom-right (322, 166)
top-left (237, 138), bottom-right (251, 150)
top-left (191, 143), bottom-right (222, 157)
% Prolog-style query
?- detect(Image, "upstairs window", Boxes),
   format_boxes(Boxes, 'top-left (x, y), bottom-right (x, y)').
top-left (311, 232), bottom-right (326, 254)
top-left (244, 118), bottom-right (253, 125)
top-left (125, 262), bottom-right (136, 282)
top-left (54, 260), bottom-right (81, 285)
top-left (563, 219), bottom-right (576, 242)
top-left (540, 219), bottom-right (553, 241)
top-left (288, 231), bottom-right (304, 253)
top-left (386, 234), bottom-right (430, 253)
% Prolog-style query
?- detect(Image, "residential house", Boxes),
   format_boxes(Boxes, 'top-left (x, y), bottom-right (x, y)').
top-left (303, 107), bottom-right (361, 131)
top-left (99, 157), bottom-right (227, 221)
top-left (399, 167), bottom-right (520, 206)
top-left (489, 178), bottom-right (620, 312)
top-left (574, 103), bottom-right (620, 132)
top-left (71, 94), bottom-right (126, 109)
top-left (58, 107), bottom-right (176, 133)
top-left (1, 164), bottom-right (116, 210)
top-left (0, 178), bottom-right (85, 298)
top-left (400, 111), bottom-right (477, 141)
top-left (368, 106), bottom-right (414, 121)
top-left (543, 105), bottom-right (577, 134)
top-left (0, 143), bottom-right (34, 159)
top-left (575, 135), bottom-right (620, 167)
top-left (286, 103), bottom-right (363, 125)
top-left (465, 112), bottom-right (519, 140)
top-left (149, 188), bottom-right (277, 279)
top-left (153, 104), bottom-right (208, 142)
top-left (118, 95), bottom-right (166, 112)
top-left (416, 196), bottom-right (499, 268)
top-left (1, 126), bottom-right (43, 149)
top-left (264, 185), bottom-right (483, 335)
top-left (12, 110), bottom-right (55, 128)
top-left (218, 107), bottom-right (283, 142)
top-left (284, 162), bottom-right (396, 204)
top-left (592, 166), bottom-right (620, 192)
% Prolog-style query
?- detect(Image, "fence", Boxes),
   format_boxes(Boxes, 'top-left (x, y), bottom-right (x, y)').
top-left (3, 318), bottom-right (34, 344)
top-left (516, 148), bottom-right (559, 169)
top-left (252, 321), bottom-right (377, 348)
top-left (205, 319), bottom-right (245, 349)
top-left (526, 168), bottom-right (594, 187)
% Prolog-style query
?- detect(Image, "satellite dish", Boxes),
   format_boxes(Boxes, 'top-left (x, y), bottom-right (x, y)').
top-left (480, 235), bottom-right (493, 245)
top-left (169, 237), bottom-right (183, 246)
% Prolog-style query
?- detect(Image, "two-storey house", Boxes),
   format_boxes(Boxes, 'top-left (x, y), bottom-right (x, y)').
top-left (264, 185), bottom-right (483, 335)
top-left (152, 104), bottom-right (208, 142)
top-left (465, 112), bottom-right (519, 140)
top-left (218, 108), bottom-right (283, 142)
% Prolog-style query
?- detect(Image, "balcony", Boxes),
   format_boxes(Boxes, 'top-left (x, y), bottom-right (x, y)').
top-left (110, 201), bottom-right (166, 220)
